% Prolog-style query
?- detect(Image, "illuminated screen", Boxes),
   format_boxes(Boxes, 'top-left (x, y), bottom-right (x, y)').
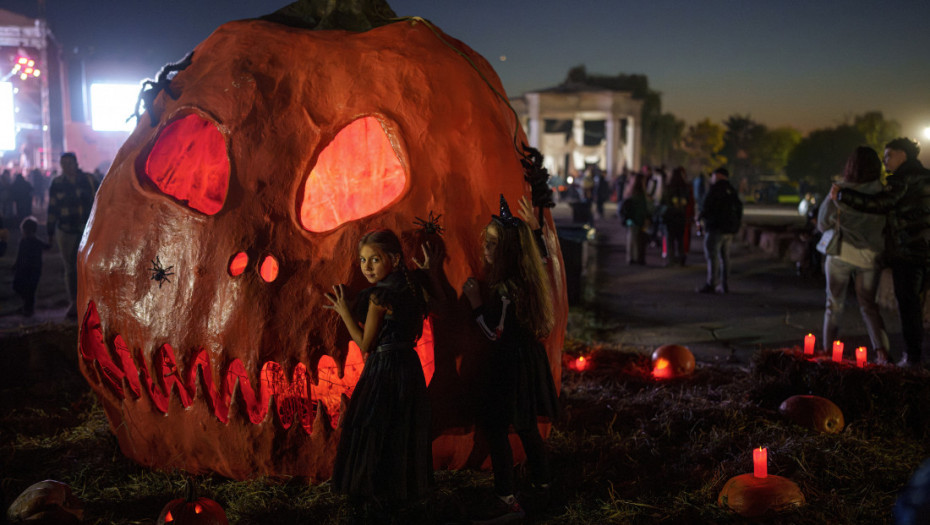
top-left (0, 82), bottom-right (14, 151)
top-left (90, 83), bottom-right (140, 132)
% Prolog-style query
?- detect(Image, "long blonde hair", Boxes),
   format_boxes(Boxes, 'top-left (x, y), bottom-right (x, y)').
top-left (483, 219), bottom-right (553, 338)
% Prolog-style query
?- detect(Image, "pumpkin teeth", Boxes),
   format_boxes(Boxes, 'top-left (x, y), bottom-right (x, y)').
top-left (78, 300), bottom-right (355, 433)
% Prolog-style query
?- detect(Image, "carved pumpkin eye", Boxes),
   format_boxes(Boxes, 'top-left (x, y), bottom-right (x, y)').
top-left (143, 113), bottom-right (230, 215)
top-left (298, 116), bottom-right (406, 232)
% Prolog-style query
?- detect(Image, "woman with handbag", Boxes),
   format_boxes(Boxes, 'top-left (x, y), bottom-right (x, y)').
top-left (817, 146), bottom-right (890, 360)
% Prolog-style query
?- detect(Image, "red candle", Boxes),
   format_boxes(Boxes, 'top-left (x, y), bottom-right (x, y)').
top-left (753, 447), bottom-right (768, 478)
top-left (856, 347), bottom-right (867, 367)
top-left (832, 340), bottom-right (844, 362)
top-left (804, 333), bottom-right (815, 355)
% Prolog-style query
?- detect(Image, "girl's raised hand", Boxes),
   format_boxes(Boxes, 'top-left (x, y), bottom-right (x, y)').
top-left (412, 241), bottom-right (445, 271)
top-left (323, 284), bottom-right (350, 317)
top-left (517, 195), bottom-right (540, 230)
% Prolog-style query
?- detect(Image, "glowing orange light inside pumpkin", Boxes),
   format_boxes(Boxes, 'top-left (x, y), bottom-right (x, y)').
top-left (144, 113), bottom-right (229, 215)
top-left (229, 252), bottom-right (248, 276)
top-left (652, 357), bottom-right (672, 379)
top-left (259, 255), bottom-right (278, 282)
top-left (165, 510), bottom-right (174, 522)
top-left (299, 116), bottom-right (406, 232)
top-left (194, 503), bottom-right (202, 514)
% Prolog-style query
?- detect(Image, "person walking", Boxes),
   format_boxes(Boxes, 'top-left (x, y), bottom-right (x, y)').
top-left (819, 147), bottom-right (890, 359)
top-left (661, 167), bottom-right (694, 266)
top-left (12, 217), bottom-right (50, 317)
top-left (47, 152), bottom-right (98, 319)
top-left (621, 173), bottom-right (650, 265)
top-left (697, 167), bottom-right (742, 294)
top-left (832, 137), bottom-right (930, 368)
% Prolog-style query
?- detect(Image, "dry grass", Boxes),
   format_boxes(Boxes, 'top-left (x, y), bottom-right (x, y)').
top-left (2, 327), bottom-right (927, 524)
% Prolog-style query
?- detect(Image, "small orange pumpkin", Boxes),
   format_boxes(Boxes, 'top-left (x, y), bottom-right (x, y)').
top-left (156, 482), bottom-right (228, 525)
top-left (779, 395), bottom-right (845, 434)
top-left (718, 473), bottom-right (805, 517)
top-left (651, 344), bottom-right (695, 379)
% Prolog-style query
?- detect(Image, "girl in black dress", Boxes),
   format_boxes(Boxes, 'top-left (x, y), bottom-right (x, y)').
top-left (462, 195), bottom-right (559, 517)
top-left (324, 229), bottom-right (435, 520)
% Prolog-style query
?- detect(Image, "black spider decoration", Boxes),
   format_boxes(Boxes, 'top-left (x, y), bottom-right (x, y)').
top-left (130, 51), bottom-right (195, 126)
top-left (149, 256), bottom-right (175, 288)
top-left (413, 211), bottom-right (444, 235)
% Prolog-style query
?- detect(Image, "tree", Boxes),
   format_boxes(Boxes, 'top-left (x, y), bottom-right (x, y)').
top-left (682, 118), bottom-right (727, 175)
top-left (750, 127), bottom-right (802, 178)
top-left (785, 125), bottom-right (866, 191)
top-left (722, 115), bottom-right (767, 185)
top-left (853, 111), bottom-right (901, 154)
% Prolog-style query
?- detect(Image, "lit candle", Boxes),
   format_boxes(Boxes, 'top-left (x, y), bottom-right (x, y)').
top-left (804, 333), bottom-right (815, 355)
top-left (574, 356), bottom-right (587, 371)
top-left (832, 340), bottom-right (844, 362)
top-left (856, 347), bottom-right (867, 367)
top-left (753, 447), bottom-right (768, 478)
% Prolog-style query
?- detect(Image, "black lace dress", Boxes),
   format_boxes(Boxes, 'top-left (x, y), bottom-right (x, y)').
top-left (331, 272), bottom-right (432, 501)
top-left (474, 281), bottom-right (559, 430)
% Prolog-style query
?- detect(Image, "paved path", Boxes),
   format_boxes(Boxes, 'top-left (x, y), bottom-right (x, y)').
top-left (552, 201), bottom-right (908, 365)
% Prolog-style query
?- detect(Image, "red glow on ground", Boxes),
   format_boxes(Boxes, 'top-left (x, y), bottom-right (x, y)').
top-left (299, 117), bottom-right (406, 232)
top-left (144, 114), bottom-right (229, 215)
top-left (259, 255), bottom-right (278, 282)
top-left (652, 357), bottom-right (672, 379)
top-left (229, 252), bottom-right (248, 276)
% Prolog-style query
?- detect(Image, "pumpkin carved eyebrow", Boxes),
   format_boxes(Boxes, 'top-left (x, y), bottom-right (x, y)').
top-left (298, 116), bottom-right (406, 232)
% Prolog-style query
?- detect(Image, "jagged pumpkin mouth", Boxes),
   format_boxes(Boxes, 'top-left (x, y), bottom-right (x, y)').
top-left (78, 301), bottom-right (434, 434)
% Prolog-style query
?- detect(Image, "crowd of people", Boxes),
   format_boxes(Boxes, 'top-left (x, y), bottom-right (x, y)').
top-left (1, 153), bottom-right (99, 319)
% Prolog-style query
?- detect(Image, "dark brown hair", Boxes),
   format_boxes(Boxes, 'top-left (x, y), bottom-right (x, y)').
top-left (482, 219), bottom-right (554, 338)
top-left (843, 146), bottom-right (882, 183)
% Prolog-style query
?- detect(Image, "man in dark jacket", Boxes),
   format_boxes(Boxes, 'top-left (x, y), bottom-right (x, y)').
top-left (697, 167), bottom-right (742, 294)
top-left (833, 137), bottom-right (930, 368)
top-left (47, 152), bottom-right (98, 319)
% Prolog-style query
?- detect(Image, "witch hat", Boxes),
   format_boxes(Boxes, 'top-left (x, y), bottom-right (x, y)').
top-left (492, 194), bottom-right (521, 228)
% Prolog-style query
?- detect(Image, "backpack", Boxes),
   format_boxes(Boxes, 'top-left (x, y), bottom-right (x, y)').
top-left (618, 198), bottom-right (634, 223)
top-left (719, 189), bottom-right (743, 234)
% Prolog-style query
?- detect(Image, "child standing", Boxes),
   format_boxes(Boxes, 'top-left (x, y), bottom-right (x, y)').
top-left (463, 195), bottom-right (559, 519)
top-left (12, 217), bottom-right (49, 317)
top-left (323, 229), bottom-right (436, 521)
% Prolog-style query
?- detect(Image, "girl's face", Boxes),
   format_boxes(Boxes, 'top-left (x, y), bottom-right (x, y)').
top-left (359, 245), bottom-right (394, 283)
top-left (483, 224), bottom-right (500, 265)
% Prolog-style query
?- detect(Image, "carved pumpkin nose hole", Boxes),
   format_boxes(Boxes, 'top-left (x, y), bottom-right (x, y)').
top-left (229, 252), bottom-right (248, 276)
top-left (298, 116), bottom-right (406, 232)
top-left (260, 255), bottom-right (279, 282)
top-left (143, 113), bottom-right (230, 215)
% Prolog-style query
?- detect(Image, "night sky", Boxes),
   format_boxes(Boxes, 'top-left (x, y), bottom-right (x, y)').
top-left (5, 0), bottom-right (930, 137)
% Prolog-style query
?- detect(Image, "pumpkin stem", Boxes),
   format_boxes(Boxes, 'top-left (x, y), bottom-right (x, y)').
top-left (184, 477), bottom-right (198, 502)
top-left (260, 0), bottom-right (398, 31)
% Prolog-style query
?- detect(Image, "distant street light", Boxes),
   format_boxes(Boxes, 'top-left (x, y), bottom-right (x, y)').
top-left (924, 126), bottom-right (930, 141)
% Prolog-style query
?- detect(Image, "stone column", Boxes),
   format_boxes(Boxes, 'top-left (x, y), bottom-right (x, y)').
top-left (526, 93), bottom-right (541, 149)
top-left (605, 115), bottom-right (618, 177)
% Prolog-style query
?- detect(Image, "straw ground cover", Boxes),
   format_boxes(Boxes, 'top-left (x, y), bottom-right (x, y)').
top-left (2, 325), bottom-right (927, 524)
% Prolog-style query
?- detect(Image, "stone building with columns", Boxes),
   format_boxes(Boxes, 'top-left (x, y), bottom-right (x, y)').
top-left (511, 81), bottom-right (644, 180)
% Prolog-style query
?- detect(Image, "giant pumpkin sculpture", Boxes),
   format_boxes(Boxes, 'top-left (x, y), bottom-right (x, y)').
top-left (76, 0), bottom-right (567, 480)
